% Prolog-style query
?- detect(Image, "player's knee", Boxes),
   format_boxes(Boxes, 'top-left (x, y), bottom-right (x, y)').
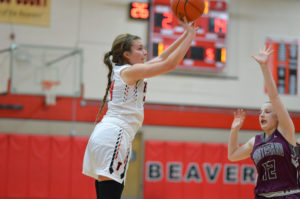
top-left (98, 175), bottom-right (113, 181)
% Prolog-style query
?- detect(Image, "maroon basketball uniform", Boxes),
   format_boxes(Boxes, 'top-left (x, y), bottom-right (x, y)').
top-left (251, 129), bottom-right (300, 198)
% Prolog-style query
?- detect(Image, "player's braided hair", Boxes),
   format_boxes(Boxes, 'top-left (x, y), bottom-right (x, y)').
top-left (95, 34), bottom-right (140, 123)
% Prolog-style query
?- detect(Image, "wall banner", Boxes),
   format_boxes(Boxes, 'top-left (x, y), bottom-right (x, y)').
top-left (0, 0), bottom-right (51, 27)
top-left (144, 141), bottom-right (256, 199)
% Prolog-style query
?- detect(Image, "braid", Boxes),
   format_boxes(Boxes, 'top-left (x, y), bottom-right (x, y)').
top-left (94, 33), bottom-right (141, 124)
top-left (95, 52), bottom-right (113, 124)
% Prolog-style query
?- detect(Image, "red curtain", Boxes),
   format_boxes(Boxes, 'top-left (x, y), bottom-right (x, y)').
top-left (7, 134), bottom-right (30, 198)
top-left (0, 133), bottom-right (96, 199)
top-left (0, 134), bottom-right (256, 199)
top-left (0, 134), bottom-right (8, 198)
top-left (71, 137), bottom-right (96, 199)
top-left (144, 141), bottom-right (256, 199)
top-left (49, 136), bottom-right (72, 198)
top-left (28, 135), bottom-right (51, 198)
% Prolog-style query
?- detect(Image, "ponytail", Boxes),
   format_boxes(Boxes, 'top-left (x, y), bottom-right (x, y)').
top-left (94, 33), bottom-right (140, 124)
top-left (94, 51), bottom-right (113, 124)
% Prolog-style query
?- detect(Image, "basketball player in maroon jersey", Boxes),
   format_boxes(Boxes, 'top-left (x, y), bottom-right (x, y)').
top-left (228, 47), bottom-right (300, 198)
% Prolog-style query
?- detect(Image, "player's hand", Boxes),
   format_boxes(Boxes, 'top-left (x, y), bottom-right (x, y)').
top-left (251, 46), bottom-right (273, 67)
top-left (179, 17), bottom-right (198, 36)
top-left (231, 109), bottom-right (246, 130)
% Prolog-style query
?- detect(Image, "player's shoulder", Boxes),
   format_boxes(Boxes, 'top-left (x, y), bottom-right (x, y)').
top-left (115, 64), bottom-right (131, 71)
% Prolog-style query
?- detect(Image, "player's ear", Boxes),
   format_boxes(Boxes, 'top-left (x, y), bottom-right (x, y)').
top-left (123, 51), bottom-right (130, 60)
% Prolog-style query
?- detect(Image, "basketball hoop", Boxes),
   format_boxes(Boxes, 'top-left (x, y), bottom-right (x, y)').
top-left (41, 81), bottom-right (60, 106)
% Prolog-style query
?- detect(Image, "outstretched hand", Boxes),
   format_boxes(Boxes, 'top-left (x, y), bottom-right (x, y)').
top-left (178, 17), bottom-right (198, 36)
top-left (251, 46), bottom-right (273, 66)
top-left (231, 109), bottom-right (246, 130)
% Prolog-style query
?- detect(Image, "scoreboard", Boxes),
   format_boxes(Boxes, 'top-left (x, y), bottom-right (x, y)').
top-left (149, 0), bottom-right (228, 73)
top-left (266, 38), bottom-right (298, 95)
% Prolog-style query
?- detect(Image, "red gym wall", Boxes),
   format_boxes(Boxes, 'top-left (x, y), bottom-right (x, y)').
top-left (1, 85), bottom-right (300, 199)
top-left (1, 93), bottom-right (300, 131)
top-left (0, 134), bottom-right (95, 199)
top-left (0, 133), bottom-right (256, 199)
top-left (144, 141), bottom-right (256, 199)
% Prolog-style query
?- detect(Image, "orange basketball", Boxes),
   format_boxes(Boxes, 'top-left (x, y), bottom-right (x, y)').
top-left (171, 0), bottom-right (205, 22)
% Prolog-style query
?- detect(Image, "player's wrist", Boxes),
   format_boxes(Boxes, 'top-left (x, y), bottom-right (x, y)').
top-left (259, 63), bottom-right (268, 67)
top-left (231, 126), bottom-right (241, 131)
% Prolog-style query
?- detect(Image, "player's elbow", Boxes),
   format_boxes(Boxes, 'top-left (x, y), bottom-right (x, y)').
top-left (164, 59), bottom-right (177, 71)
top-left (227, 153), bottom-right (239, 162)
top-left (227, 154), bottom-right (233, 161)
top-left (227, 156), bottom-right (234, 162)
top-left (168, 64), bottom-right (177, 71)
top-left (228, 156), bottom-right (237, 162)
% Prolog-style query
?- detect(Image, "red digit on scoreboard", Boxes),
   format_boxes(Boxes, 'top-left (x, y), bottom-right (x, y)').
top-left (162, 12), bottom-right (173, 29)
top-left (214, 18), bottom-right (227, 34)
top-left (221, 48), bottom-right (226, 62)
top-left (206, 48), bottom-right (215, 61)
top-left (130, 2), bottom-right (150, 19)
top-left (150, 2), bottom-right (228, 72)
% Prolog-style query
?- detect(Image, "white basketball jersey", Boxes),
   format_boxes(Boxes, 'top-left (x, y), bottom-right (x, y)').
top-left (102, 64), bottom-right (147, 138)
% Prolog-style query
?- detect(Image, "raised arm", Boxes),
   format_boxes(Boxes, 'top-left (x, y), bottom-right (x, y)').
top-left (252, 47), bottom-right (296, 145)
top-left (228, 109), bottom-right (254, 161)
top-left (121, 18), bottom-right (197, 85)
top-left (146, 29), bottom-right (188, 64)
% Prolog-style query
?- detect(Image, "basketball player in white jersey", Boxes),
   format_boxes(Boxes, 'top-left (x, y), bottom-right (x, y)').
top-left (82, 18), bottom-right (198, 199)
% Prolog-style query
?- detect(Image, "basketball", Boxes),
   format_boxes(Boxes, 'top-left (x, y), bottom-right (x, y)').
top-left (171, 0), bottom-right (205, 22)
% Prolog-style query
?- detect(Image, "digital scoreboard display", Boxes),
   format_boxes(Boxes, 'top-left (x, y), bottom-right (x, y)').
top-left (266, 38), bottom-right (298, 95)
top-left (129, 2), bottom-right (150, 20)
top-left (149, 0), bottom-right (228, 73)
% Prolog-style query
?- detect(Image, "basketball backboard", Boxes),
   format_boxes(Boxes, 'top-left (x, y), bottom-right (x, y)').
top-left (10, 44), bottom-right (83, 98)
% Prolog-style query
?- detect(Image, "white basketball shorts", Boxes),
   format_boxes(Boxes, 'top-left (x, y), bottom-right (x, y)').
top-left (82, 122), bottom-right (132, 184)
